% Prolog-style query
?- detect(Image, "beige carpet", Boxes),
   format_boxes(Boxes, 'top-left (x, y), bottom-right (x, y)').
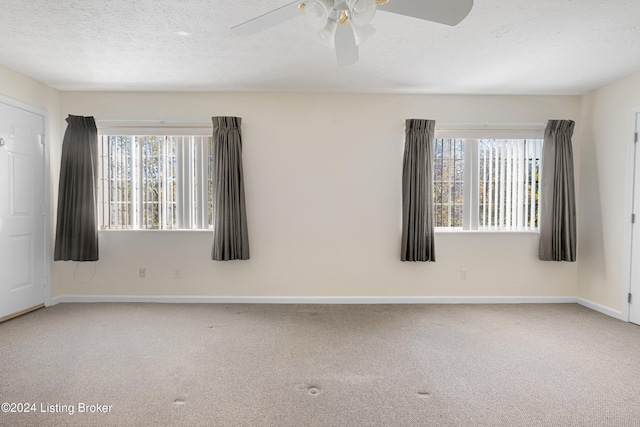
top-left (1, 303), bottom-right (639, 426)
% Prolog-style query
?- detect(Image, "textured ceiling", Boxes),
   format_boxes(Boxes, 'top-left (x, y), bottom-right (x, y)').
top-left (0, 0), bottom-right (639, 94)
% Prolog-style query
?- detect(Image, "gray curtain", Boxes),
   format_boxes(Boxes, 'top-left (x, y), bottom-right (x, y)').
top-left (54, 115), bottom-right (99, 261)
top-left (401, 119), bottom-right (436, 262)
top-left (211, 117), bottom-right (250, 261)
top-left (539, 120), bottom-right (576, 261)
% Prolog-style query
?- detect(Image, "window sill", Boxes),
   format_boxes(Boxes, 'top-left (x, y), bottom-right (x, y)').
top-left (99, 229), bottom-right (212, 233)
top-left (435, 229), bottom-right (539, 235)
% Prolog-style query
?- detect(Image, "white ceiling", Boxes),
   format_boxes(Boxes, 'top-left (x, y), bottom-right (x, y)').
top-left (0, 0), bottom-right (639, 95)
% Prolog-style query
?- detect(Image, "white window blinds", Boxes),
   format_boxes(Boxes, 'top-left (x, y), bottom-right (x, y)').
top-left (478, 139), bottom-right (542, 230)
top-left (433, 137), bottom-right (542, 231)
top-left (99, 135), bottom-right (213, 230)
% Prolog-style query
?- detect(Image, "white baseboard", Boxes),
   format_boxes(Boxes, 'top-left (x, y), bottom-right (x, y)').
top-left (49, 294), bottom-right (577, 305)
top-left (47, 295), bottom-right (625, 321)
top-left (49, 296), bottom-right (63, 306)
top-left (576, 297), bottom-right (624, 320)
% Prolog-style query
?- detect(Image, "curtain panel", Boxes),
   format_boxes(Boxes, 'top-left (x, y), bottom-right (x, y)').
top-left (54, 115), bottom-right (99, 261)
top-left (539, 120), bottom-right (577, 262)
top-left (401, 119), bottom-right (436, 262)
top-left (211, 117), bottom-right (250, 261)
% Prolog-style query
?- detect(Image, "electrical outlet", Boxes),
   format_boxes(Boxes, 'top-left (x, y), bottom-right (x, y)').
top-left (139, 266), bottom-right (146, 278)
top-left (174, 267), bottom-right (181, 279)
top-left (460, 268), bottom-right (468, 280)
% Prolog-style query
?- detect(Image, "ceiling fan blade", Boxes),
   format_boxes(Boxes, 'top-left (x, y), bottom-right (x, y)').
top-left (335, 24), bottom-right (359, 66)
top-left (378, 0), bottom-right (473, 26)
top-left (231, 1), bottom-right (304, 36)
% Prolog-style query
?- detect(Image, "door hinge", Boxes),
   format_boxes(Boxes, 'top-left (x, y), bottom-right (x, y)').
top-left (629, 293), bottom-right (633, 304)
top-left (635, 132), bottom-right (639, 143)
top-left (39, 134), bottom-right (45, 145)
top-left (633, 214), bottom-right (636, 224)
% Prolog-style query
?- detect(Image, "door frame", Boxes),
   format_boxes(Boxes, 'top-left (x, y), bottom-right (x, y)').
top-left (623, 106), bottom-right (640, 322)
top-left (0, 94), bottom-right (51, 308)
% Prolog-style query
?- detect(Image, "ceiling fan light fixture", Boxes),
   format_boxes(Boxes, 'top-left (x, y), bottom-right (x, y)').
top-left (346, 0), bottom-right (377, 26)
top-left (305, 0), bottom-right (335, 29)
top-left (231, 0), bottom-right (474, 66)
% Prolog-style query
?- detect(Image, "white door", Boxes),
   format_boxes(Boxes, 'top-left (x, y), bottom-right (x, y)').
top-left (630, 112), bottom-right (640, 325)
top-left (0, 101), bottom-right (45, 320)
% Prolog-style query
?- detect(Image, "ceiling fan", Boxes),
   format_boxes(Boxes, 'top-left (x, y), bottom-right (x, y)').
top-left (231, 0), bottom-right (474, 66)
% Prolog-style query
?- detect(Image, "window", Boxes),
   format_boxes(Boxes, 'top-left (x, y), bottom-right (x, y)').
top-left (99, 135), bottom-right (213, 230)
top-left (434, 138), bottom-right (465, 228)
top-left (434, 137), bottom-right (542, 231)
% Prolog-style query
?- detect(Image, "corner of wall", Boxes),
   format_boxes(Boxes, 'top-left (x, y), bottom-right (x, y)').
top-left (576, 71), bottom-right (640, 315)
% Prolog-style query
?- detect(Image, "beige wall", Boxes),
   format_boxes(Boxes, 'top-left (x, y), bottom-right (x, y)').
top-left (0, 64), bottom-right (60, 114)
top-left (578, 71), bottom-right (640, 311)
top-left (9, 63), bottom-right (640, 307)
top-left (56, 91), bottom-right (581, 298)
top-left (0, 64), bottom-right (62, 295)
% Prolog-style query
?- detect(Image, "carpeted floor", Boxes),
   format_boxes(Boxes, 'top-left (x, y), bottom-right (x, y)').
top-left (1, 303), bottom-right (639, 426)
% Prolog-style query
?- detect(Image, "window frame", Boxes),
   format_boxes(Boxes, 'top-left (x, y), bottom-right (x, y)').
top-left (97, 124), bottom-right (213, 232)
top-left (433, 127), bottom-right (544, 233)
